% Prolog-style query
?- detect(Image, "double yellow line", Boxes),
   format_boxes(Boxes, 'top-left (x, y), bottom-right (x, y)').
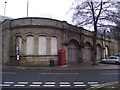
top-left (86, 81), bottom-right (120, 90)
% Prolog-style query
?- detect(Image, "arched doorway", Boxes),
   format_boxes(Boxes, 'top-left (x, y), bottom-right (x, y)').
top-left (68, 39), bottom-right (79, 63)
top-left (97, 44), bottom-right (101, 61)
top-left (104, 45), bottom-right (109, 58)
top-left (83, 42), bottom-right (92, 64)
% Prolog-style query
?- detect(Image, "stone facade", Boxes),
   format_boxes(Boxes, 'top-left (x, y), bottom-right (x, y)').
top-left (2, 17), bottom-right (120, 66)
top-left (0, 22), bottom-right (2, 66)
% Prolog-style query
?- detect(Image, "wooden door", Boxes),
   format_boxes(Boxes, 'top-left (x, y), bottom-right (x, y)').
top-left (83, 42), bottom-right (92, 64)
top-left (68, 43), bottom-right (78, 63)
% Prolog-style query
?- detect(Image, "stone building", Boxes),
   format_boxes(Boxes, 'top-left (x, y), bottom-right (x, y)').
top-left (2, 17), bottom-right (120, 66)
top-left (0, 22), bottom-right (2, 65)
top-left (0, 16), bottom-right (12, 66)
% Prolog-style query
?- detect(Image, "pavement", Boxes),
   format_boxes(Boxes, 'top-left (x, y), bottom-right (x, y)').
top-left (2, 63), bottom-right (120, 70)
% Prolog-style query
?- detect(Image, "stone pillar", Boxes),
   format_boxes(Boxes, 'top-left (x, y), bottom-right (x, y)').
top-left (46, 36), bottom-right (51, 55)
top-left (0, 21), bottom-right (2, 90)
top-left (22, 36), bottom-right (26, 55)
top-left (0, 22), bottom-right (2, 66)
top-left (2, 29), bottom-right (11, 65)
top-left (79, 32), bottom-right (84, 63)
top-left (34, 36), bottom-right (38, 55)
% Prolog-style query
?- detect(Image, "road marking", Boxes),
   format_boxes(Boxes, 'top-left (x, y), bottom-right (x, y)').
top-left (2, 72), bottom-right (16, 74)
top-left (30, 85), bottom-right (40, 87)
top-left (112, 87), bottom-right (115, 88)
top-left (73, 82), bottom-right (84, 84)
top-left (43, 85), bottom-right (55, 87)
top-left (102, 73), bottom-right (120, 75)
top-left (60, 82), bottom-right (71, 87)
top-left (2, 81), bottom-right (104, 88)
top-left (4, 82), bottom-right (14, 84)
top-left (17, 82), bottom-right (28, 84)
top-left (39, 73), bottom-right (79, 75)
top-left (90, 84), bottom-right (100, 86)
top-left (60, 82), bottom-right (70, 84)
top-left (44, 82), bottom-right (55, 87)
top-left (86, 81), bottom-right (120, 90)
top-left (32, 82), bottom-right (42, 84)
top-left (95, 81), bottom-right (119, 89)
top-left (0, 84), bottom-right (10, 87)
top-left (74, 82), bottom-right (86, 87)
top-left (88, 82), bottom-right (98, 84)
top-left (14, 85), bottom-right (25, 87)
top-left (74, 84), bottom-right (86, 87)
top-left (60, 85), bottom-right (71, 87)
top-left (45, 82), bottom-right (55, 84)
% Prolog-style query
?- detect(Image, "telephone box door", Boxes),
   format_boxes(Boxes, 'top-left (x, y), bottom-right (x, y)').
top-left (58, 49), bottom-right (66, 65)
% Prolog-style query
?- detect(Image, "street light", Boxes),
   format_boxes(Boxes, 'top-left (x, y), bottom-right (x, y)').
top-left (27, 0), bottom-right (29, 17)
top-left (3, 2), bottom-right (7, 21)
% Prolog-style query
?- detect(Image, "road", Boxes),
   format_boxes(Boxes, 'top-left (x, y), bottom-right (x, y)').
top-left (1, 69), bottom-right (120, 89)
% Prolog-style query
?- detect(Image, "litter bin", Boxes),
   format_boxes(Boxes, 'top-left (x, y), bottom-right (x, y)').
top-left (50, 60), bottom-right (54, 66)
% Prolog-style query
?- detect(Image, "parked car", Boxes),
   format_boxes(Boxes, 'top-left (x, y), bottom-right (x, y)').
top-left (115, 53), bottom-right (120, 57)
top-left (101, 56), bottom-right (120, 65)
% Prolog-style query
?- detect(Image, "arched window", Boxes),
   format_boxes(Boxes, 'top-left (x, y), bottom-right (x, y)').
top-left (39, 36), bottom-right (46, 55)
top-left (51, 37), bottom-right (58, 55)
top-left (15, 36), bottom-right (22, 51)
top-left (104, 46), bottom-right (109, 58)
top-left (26, 35), bottom-right (34, 55)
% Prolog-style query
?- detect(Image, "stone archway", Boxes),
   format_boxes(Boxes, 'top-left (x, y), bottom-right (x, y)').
top-left (97, 44), bottom-right (102, 61)
top-left (68, 39), bottom-right (79, 63)
top-left (83, 42), bottom-right (92, 64)
top-left (104, 45), bottom-right (109, 58)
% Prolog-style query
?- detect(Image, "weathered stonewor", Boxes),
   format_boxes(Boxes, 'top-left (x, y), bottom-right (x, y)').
top-left (2, 17), bottom-right (120, 66)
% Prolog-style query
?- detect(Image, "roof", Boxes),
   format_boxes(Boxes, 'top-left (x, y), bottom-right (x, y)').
top-left (0, 15), bottom-right (12, 22)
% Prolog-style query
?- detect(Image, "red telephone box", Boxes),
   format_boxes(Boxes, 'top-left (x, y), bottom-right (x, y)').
top-left (58, 49), bottom-right (66, 65)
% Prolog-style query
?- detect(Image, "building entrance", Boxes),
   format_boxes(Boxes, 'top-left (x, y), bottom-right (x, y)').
top-left (68, 40), bottom-right (79, 63)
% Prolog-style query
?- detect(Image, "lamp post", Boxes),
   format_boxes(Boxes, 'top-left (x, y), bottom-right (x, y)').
top-left (2, 1), bottom-right (7, 67)
top-left (27, 0), bottom-right (29, 17)
top-left (4, 2), bottom-right (7, 20)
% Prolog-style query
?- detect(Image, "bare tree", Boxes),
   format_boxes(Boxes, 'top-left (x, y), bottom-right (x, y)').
top-left (72, 0), bottom-right (120, 64)
top-left (97, 1), bottom-right (120, 39)
top-left (108, 2), bottom-right (120, 39)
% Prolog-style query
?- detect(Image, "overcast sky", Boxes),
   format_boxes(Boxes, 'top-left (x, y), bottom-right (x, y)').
top-left (0, 0), bottom-right (74, 24)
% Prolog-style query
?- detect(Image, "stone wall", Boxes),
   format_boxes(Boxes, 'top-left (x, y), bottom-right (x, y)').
top-left (0, 22), bottom-right (2, 65)
top-left (2, 17), bottom-right (120, 66)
